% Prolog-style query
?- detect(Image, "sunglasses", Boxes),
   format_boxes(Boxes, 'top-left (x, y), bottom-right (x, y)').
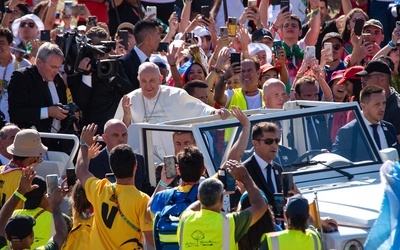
top-left (256, 138), bottom-right (281, 145)
top-left (332, 44), bottom-right (342, 50)
top-left (20, 22), bottom-right (35, 28)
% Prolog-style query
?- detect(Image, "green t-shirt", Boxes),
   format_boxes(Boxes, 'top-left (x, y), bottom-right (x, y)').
top-left (232, 209), bottom-right (252, 242)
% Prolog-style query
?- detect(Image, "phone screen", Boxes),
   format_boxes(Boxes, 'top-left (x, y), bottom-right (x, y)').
top-left (105, 173), bottom-right (116, 183)
top-left (228, 17), bottom-right (237, 37)
top-left (118, 30), bottom-right (129, 50)
top-left (354, 18), bottom-right (364, 36)
top-left (40, 30), bottom-right (50, 42)
top-left (273, 193), bottom-right (285, 219)
top-left (230, 52), bottom-right (241, 65)
top-left (88, 16), bottom-right (97, 26)
top-left (164, 156), bottom-right (177, 179)
top-left (46, 174), bottom-right (59, 195)
top-left (280, 0), bottom-right (290, 13)
top-left (201, 5), bottom-right (210, 19)
top-left (220, 27), bottom-right (228, 37)
top-left (66, 168), bottom-right (77, 187)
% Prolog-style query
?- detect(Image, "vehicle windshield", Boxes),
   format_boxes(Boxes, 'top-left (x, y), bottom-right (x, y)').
top-left (197, 103), bottom-right (381, 173)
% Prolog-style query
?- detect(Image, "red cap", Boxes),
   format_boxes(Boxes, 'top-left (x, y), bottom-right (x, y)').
top-left (259, 63), bottom-right (279, 75)
top-left (329, 69), bottom-right (345, 85)
top-left (337, 66), bottom-right (364, 85)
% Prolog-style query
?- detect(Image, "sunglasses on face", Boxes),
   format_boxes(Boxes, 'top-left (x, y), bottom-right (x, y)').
top-left (256, 138), bottom-right (281, 145)
top-left (20, 22), bottom-right (35, 28)
top-left (332, 44), bottom-right (342, 50)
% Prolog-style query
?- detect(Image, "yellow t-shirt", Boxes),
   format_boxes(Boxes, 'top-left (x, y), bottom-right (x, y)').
top-left (84, 177), bottom-right (152, 249)
top-left (0, 169), bottom-right (23, 210)
top-left (12, 208), bottom-right (54, 249)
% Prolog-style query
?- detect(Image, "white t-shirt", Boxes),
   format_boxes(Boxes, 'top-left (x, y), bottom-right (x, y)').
top-left (225, 89), bottom-right (262, 109)
top-left (0, 55), bottom-right (31, 122)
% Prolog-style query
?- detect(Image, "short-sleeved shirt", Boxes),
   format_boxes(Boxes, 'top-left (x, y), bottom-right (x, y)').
top-left (84, 177), bottom-right (152, 249)
top-left (0, 168), bottom-right (23, 210)
top-left (0, 235), bottom-right (58, 250)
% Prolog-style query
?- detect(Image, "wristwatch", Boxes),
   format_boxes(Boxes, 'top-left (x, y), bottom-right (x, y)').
top-left (80, 141), bottom-right (89, 147)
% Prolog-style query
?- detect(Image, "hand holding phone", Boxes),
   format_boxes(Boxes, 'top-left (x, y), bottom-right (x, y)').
top-left (146, 6), bottom-right (157, 20)
top-left (88, 16), bottom-right (97, 26)
top-left (218, 169), bottom-right (235, 193)
top-left (305, 46), bottom-right (316, 59)
top-left (280, 0), bottom-right (290, 13)
top-left (230, 52), bottom-right (241, 65)
top-left (201, 5), bottom-right (210, 19)
top-left (324, 42), bottom-right (333, 62)
top-left (105, 173), bottom-right (116, 183)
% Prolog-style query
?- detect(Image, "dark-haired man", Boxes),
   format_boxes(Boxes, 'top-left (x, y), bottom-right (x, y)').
top-left (332, 85), bottom-right (400, 161)
top-left (77, 123), bottom-right (153, 249)
top-left (119, 20), bottom-right (161, 90)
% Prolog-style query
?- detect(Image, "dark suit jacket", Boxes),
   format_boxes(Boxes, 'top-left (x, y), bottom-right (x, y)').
top-left (68, 62), bottom-right (134, 134)
top-left (8, 65), bottom-right (67, 132)
top-left (88, 148), bottom-right (155, 196)
top-left (119, 48), bottom-right (141, 90)
top-left (243, 155), bottom-right (283, 206)
top-left (332, 120), bottom-right (400, 162)
top-left (307, 115), bottom-right (332, 151)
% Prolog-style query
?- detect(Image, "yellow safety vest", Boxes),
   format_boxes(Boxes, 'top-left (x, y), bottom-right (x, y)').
top-left (178, 209), bottom-right (236, 250)
top-left (225, 88), bottom-right (263, 142)
top-left (260, 228), bottom-right (322, 250)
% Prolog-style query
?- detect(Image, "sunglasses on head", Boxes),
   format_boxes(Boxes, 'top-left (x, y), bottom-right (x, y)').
top-left (20, 22), bottom-right (35, 28)
top-left (256, 138), bottom-right (281, 145)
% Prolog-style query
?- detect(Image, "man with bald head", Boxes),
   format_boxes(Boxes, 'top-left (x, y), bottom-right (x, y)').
top-left (88, 119), bottom-right (154, 195)
top-left (0, 124), bottom-right (20, 164)
top-left (263, 79), bottom-right (288, 109)
top-left (114, 62), bottom-right (230, 125)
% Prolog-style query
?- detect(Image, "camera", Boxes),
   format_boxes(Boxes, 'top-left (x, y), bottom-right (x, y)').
top-left (59, 102), bottom-right (80, 134)
top-left (55, 30), bottom-right (119, 78)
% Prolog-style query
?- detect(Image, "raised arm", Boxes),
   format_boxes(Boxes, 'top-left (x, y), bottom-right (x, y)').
top-left (303, 0), bottom-right (321, 46)
top-left (76, 123), bottom-right (98, 187)
top-left (226, 106), bottom-right (250, 161)
top-left (47, 187), bottom-right (68, 247)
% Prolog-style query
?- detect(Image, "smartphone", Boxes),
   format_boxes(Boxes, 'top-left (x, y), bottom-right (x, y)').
top-left (363, 33), bottom-right (371, 43)
top-left (164, 155), bottom-right (177, 179)
top-left (354, 18), bottom-right (364, 36)
top-left (185, 32), bottom-right (195, 44)
top-left (230, 52), bottom-right (241, 65)
top-left (324, 42), bottom-right (333, 61)
top-left (87, 16), bottom-right (98, 26)
top-left (174, 4), bottom-right (182, 22)
top-left (280, 0), bottom-right (290, 13)
top-left (66, 168), bottom-right (77, 187)
top-left (118, 30), bottom-right (129, 50)
top-left (217, 169), bottom-right (235, 192)
top-left (201, 5), bottom-right (210, 19)
top-left (157, 42), bottom-right (169, 52)
top-left (282, 172), bottom-right (294, 197)
top-left (228, 17), bottom-right (237, 37)
top-left (248, 0), bottom-right (258, 8)
top-left (46, 174), bottom-right (59, 195)
top-left (305, 46), bottom-right (316, 59)
top-left (105, 173), bottom-right (116, 183)
top-left (220, 26), bottom-right (228, 37)
top-left (146, 6), bottom-right (157, 20)
top-left (40, 30), bottom-right (50, 42)
top-left (273, 193), bottom-right (285, 219)
top-left (273, 40), bottom-right (282, 56)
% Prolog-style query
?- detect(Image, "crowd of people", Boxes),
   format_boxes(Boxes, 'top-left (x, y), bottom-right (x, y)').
top-left (0, 0), bottom-right (398, 248)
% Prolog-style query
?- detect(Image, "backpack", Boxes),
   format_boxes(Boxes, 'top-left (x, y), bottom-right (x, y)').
top-left (153, 184), bottom-right (199, 250)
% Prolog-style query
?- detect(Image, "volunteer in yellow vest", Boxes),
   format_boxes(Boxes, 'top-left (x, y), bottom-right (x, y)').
top-left (12, 176), bottom-right (54, 249)
top-left (76, 123), bottom-right (153, 249)
top-left (214, 58), bottom-right (264, 111)
top-left (259, 194), bottom-right (322, 250)
top-left (177, 160), bottom-right (267, 249)
top-left (0, 166), bottom-right (68, 250)
top-left (0, 129), bottom-right (47, 210)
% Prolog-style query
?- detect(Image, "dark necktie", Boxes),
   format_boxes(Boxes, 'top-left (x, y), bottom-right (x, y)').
top-left (145, 58), bottom-right (150, 62)
top-left (265, 164), bottom-right (275, 193)
top-left (370, 124), bottom-right (381, 150)
top-left (306, 117), bottom-right (319, 149)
